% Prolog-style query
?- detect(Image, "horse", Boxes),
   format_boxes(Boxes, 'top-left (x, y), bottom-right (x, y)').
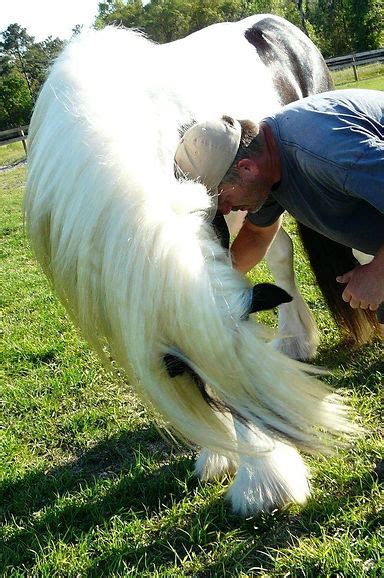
top-left (24, 14), bottom-right (357, 516)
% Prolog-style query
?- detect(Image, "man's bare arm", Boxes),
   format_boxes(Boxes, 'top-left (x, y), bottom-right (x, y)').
top-left (231, 216), bottom-right (282, 274)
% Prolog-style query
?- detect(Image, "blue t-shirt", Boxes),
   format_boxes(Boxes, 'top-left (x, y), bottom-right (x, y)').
top-left (247, 89), bottom-right (384, 255)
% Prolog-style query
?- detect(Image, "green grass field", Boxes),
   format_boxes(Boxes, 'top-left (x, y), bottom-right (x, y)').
top-left (1, 78), bottom-right (383, 576)
top-left (0, 143), bottom-right (27, 168)
top-left (332, 63), bottom-right (384, 90)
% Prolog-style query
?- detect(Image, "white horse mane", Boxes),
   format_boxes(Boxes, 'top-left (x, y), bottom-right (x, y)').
top-left (25, 25), bottom-right (356, 476)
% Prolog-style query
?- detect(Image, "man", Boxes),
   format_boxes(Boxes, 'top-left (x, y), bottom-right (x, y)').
top-left (175, 89), bottom-right (384, 313)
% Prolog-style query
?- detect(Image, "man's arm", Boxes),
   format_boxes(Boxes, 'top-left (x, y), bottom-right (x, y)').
top-left (231, 216), bottom-right (282, 274)
top-left (336, 244), bottom-right (384, 311)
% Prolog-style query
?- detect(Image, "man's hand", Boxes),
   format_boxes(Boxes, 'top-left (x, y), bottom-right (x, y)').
top-left (336, 249), bottom-right (384, 310)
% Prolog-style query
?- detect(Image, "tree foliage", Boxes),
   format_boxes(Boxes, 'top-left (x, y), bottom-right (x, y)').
top-left (0, 73), bottom-right (33, 129)
top-left (0, 23), bottom-right (35, 99)
top-left (302, 0), bottom-right (383, 56)
top-left (0, 0), bottom-right (381, 129)
top-left (0, 24), bottom-right (65, 129)
top-left (94, 0), bottom-right (383, 57)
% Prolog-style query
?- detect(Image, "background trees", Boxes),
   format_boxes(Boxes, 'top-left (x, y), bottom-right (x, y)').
top-left (302, 0), bottom-right (383, 57)
top-left (93, 0), bottom-right (383, 56)
top-left (92, 0), bottom-right (384, 57)
top-left (1, 0), bottom-right (382, 130)
top-left (0, 24), bottom-right (65, 130)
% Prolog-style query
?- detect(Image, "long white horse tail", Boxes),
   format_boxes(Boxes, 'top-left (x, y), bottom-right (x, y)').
top-left (24, 28), bottom-right (357, 459)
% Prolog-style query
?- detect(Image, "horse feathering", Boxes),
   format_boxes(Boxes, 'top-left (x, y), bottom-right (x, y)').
top-left (25, 27), bottom-right (356, 459)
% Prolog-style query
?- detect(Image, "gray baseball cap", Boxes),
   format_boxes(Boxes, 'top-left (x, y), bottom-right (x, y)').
top-left (175, 116), bottom-right (241, 219)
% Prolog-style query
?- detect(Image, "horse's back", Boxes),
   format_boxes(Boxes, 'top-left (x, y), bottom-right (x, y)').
top-left (161, 13), bottom-right (331, 123)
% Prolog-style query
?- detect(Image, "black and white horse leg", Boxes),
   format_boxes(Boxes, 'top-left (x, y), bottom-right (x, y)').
top-left (225, 419), bottom-right (310, 515)
top-left (265, 226), bottom-right (320, 360)
top-left (224, 214), bottom-right (319, 360)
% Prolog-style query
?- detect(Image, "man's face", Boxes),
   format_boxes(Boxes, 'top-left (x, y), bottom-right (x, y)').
top-left (217, 179), bottom-right (269, 215)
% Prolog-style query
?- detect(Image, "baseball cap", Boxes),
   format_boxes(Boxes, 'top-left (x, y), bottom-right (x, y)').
top-left (175, 116), bottom-right (241, 219)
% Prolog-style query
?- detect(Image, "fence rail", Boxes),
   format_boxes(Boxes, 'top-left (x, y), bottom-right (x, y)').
top-left (326, 48), bottom-right (384, 81)
top-left (0, 125), bottom-right (29, 153)
top-left (0, 50), bottom-right (383, 141)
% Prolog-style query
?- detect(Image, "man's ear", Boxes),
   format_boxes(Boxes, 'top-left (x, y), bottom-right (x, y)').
top-left (237, 158), bottom-right (254, 173)
top-left (237, 158), bottom-right (260, 181)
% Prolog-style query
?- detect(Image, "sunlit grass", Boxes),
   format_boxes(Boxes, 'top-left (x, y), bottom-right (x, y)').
top-left (1, 160), bottom-right (383, 575)
top-left (331, 62), bottom-right (384, 89)
top-left (0, 141), bottom-right (27, 168)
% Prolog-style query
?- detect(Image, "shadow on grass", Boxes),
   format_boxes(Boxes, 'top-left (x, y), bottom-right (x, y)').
top-left (2, 338), bottom-right (381, 574)
top-left (1, 426), bottom-right (188, 521)
top-left (6, 348), bottom-right (63, 367)
top-left (1, 427), bottom-right (196, 571)
top-left (315, 337), bottom-right (383, 390)
top-left (84, 467), bottom-right (382, 577)
top-left (316, 335), bottom-right (383, 366)
top-left (1, 423), bottom-right (382, 575)
top-left (0, 158), bottom-right (27, 171)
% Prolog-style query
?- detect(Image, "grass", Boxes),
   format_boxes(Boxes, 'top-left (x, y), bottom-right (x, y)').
top-left (1, 148), bottom-right (383, 575)
top-left (331, 62), bottom-right (384, 90)
top-left (0, 141), bottom-right (27, 168)
top-left (334, 76), bottom-right (384, 91)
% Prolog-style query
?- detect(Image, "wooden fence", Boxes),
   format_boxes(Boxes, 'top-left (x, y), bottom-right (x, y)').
top-left (0, 49), bottom-right (382, 144)
top-left (326, 48), bottom-right (384, 81)
top-left (0, 126), bottom-right (29, 154)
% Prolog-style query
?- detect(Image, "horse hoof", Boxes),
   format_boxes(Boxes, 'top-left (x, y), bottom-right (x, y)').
top-left (225, 443), bottom-right (311, 516)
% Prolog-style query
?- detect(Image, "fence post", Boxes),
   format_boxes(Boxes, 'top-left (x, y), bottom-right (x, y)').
top-left (352, 55), bottom-right (359, 82)
top-left (19, 128), bottom-right (28, 154)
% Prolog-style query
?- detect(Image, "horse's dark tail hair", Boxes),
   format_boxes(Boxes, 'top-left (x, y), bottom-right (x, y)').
top-left (297, 222), bottom-right (379, 343)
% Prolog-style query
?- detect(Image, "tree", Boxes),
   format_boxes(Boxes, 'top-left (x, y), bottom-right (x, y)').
top-left (348, 0), bottom-right (383, 52)
top-left (94, 0), bottom-right (314, 42)
top-left (0, 24), bottom-right (66, 128)
top-left (305, 0), bottom-right (383, 56)
top-left (189, 0), bottom-right (238, 33)
top-left (144, 0), bottom-right (192, 42)
top-left (94, 0), bottom-right (384, 54)
top-left (23, 36), bottom-right (65, 96)
top-left (295, 0), bottom-right (310, 35)
top-left (95, 0), bottom-right (147, 31)
top-left (0, 23), bottom-right (35, 98)
top-left (0, 72), bottom-right (33, 130)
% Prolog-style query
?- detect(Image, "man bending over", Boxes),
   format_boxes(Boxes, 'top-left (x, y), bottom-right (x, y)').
top-left (175, 89), bottom-right (384, 313)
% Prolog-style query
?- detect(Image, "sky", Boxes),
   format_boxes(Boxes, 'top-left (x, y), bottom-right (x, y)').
top-left (0, 0), bottom-right (104, 42)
